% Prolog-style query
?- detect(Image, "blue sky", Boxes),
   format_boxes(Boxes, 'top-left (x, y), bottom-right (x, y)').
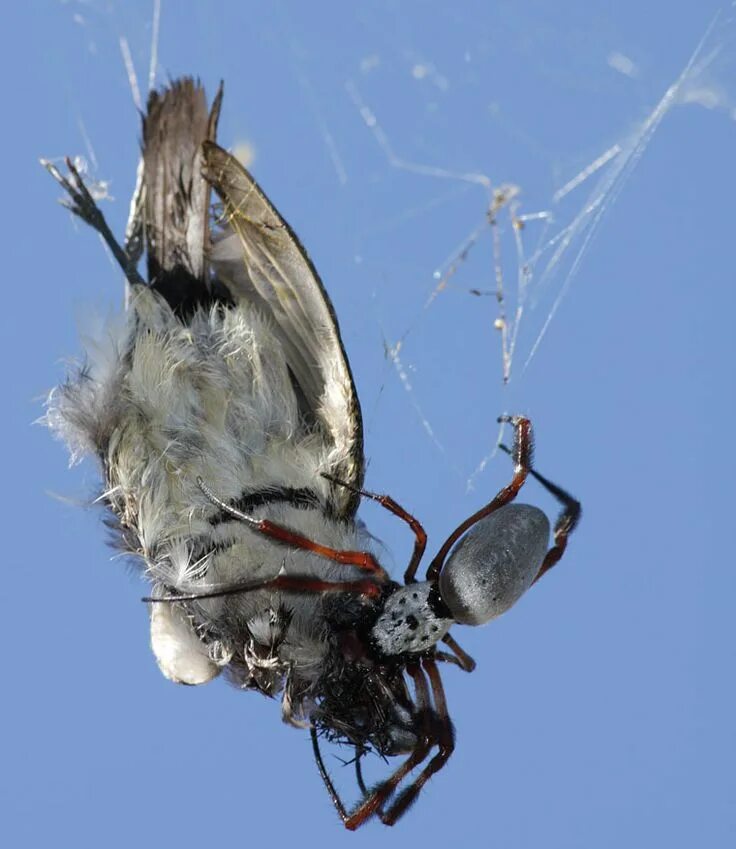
top-left (4, 1), bottom-right (735, 845)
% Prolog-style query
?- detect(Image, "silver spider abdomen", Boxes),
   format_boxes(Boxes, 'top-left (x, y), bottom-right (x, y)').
top-left (439, 503), bottom-right (550, 625)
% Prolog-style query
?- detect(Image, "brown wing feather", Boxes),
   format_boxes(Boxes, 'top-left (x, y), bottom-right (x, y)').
top-left (141, 78), bottom-right (222, 314)
top-left (202, 141), bottom-right (365, 517)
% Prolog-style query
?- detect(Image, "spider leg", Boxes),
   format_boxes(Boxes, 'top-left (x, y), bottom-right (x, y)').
top-left (426, 415), bottom-right (533, 582)
top-left (310, 727), bottom-right (396, 828)
top-left (311, 659), bottom-right (456, 829)
top-left (497, 444), bottom-right (581, 584)
top-left (440, 633), bottom-right (476, 672)
top-left (315, 662), bottom-right (434, 830)
top-left (529, 466), bottom-right (581, 583)
top-left (353, 746), bottom-right (397, 824)
top-left (311, 726), bottom-right (353, 825)
top-left (322, 473), bottom-right (427, 584)
top-left (143, 571), bottom-right (383, 604)
top-left (197, 477), bottom-right (388, 581)
top-left (354, 748), bottom-right (370, 798)
top-left (380, 657), bottom-right (455, 825)
top-left (433, 650), bottom-right (468, 668)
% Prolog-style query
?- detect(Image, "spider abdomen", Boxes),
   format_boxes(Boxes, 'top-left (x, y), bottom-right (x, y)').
top-left (439, 503), bottom-right (550, 626)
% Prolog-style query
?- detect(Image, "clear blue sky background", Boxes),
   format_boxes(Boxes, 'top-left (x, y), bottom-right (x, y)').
top-left (4, 1), bottom-right (735, 845)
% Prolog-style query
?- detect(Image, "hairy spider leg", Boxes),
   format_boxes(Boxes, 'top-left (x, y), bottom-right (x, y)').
top-left (440, 633), bottom-right (476, 672)
top-left (312, 661), bottom-right (442, 829)
top-left (345, 661), bottom-right (435, 828)
top-left (529, 467), bottom-right (581, 583)
top-left (379, 657), bottom-right (455, 825)
top-left (349, 667), bottom-right (457, 825)
top-left (322, 473), bottom-right (477, 672)
top-left (143, 573), bottom-right (382, 604)
top-left (197, 477), bottom-right (388, 581)
top-left (351, 747), bottom-right (392, 824)
top-left (426, 415), bottom-right (534, 582)
top-left (321, 472), bottom-right (427, 584)
top-left (497, 444), bottom-right (582, 584)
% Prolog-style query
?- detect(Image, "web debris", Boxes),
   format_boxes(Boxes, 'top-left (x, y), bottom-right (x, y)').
top-left (522, 7), bottom-right (735, 375)
top-left (347, 6), bottom-right (736, 483)
top-left (118, 0), bottom-right (161, 111)
top-left (277, 4), bottom-right (349, 186)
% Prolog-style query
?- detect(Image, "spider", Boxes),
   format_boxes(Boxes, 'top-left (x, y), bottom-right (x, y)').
top-left (157, 414), bottom-right (580, 828)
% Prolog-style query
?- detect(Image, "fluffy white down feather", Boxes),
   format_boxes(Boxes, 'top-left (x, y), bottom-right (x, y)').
top-left (47, 285), bottom-right (375, 698)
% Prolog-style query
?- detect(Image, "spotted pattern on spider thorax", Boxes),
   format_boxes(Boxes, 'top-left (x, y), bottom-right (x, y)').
top-left (371, 582), bottom-right (453, 657)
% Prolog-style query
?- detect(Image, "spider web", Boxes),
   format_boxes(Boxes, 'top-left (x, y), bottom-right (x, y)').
top-left (41, 0), bottom-right (736, 830)
top-left (335, 7), bottom-right (736, 488)
top-left (51, 0), bottom-right (736, 492)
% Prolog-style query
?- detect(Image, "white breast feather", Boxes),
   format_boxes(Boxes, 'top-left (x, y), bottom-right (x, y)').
top-left (47, 284), bottom-right (373, 697)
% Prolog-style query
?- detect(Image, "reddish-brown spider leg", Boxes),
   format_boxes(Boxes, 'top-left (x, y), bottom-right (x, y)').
top-left (311, 726), bottom-right (353, 825)
top-left (352, 748), bottom-right (405, 828)
top-left (321, 475), bottom-right (478, 673)
top-left (143, 573), bottom-right (382, 604)
top-left (496, 443), bottom-right (582, 585)
top-left (343, 662), bottom-right (435, 829)
top-left (352, 746), bottom-right (391, 824)
top-left (425, 415), bottom-right (534, 583)
top-left (440, 633), bottom-right (476, 672)
top-left (311, 731), bottom-right (397, 829)
top-left (321, 473), bottom-right (428, 584)
top-left (197, 476), bottom-right (388, 582)
top-left (312, 661), bottom-right (435, 830)
top-left (380, 657), bottom-right (456, 825)
top-left (529, 465), bottom-right (581, 584)
top-left (312, 661), bottom-right (457, 829)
